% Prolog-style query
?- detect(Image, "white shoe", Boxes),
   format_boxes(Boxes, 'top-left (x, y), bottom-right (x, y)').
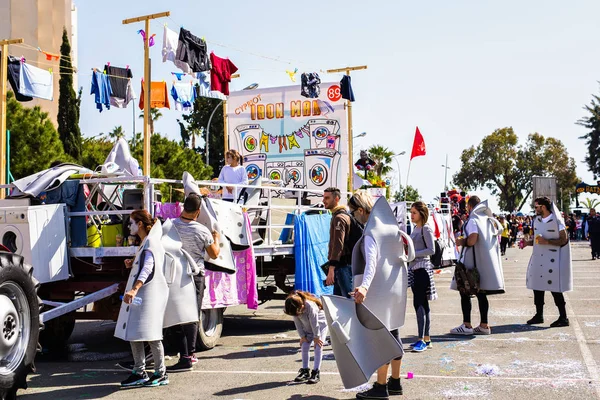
top-left (474, 325), bottom-right (491, 335)
top-left (450, 324), bottom-right (474, 335)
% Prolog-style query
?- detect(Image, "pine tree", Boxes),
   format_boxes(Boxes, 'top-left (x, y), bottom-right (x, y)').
top-left (57, 27), bottom-right (82, 162)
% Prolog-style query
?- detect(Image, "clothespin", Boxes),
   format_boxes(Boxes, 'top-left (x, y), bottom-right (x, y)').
top-left (20, 56), bottom-right (25, 63)
top-left (103, 70), bottom-right (106, 75)
top-left (202, 36), bottom-right (206, 42)
top-left (126, 65), bottom-right (129, 69)
top-left (48, 68), bottom-right (52, 73)
top-left (107, 62), bottom-right (110, 67)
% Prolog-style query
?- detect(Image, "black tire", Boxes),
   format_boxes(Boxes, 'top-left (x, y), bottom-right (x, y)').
top-left (196, 308), bottom-right (224, 351)
top-left (0, 253), bottom-right (40, 400)
top-left (38, 310), bottom-right (75, 352)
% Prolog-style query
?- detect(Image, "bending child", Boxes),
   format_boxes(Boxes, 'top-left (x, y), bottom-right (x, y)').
top-left (284, 291), bottom-right (328, 384)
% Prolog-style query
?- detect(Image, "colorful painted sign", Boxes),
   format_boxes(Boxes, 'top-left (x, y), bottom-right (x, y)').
top-left (227, 83), bottom-right (349, 194)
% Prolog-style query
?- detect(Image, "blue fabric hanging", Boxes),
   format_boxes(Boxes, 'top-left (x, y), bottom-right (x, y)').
top-left (294, 212), bottom-right (333, 297)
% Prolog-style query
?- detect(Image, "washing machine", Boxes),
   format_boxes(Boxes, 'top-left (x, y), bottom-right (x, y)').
top-left (284, 160), bottom-right (305, 187)
top-left (0, 204), bottom-right (69, 284)
top-left (304, 149), bottom-right (341, 191)
top-left (243, 153), bottom-right (267, 180)
top-left (308, 119), bottom-right (340, 149)
top-left (266, 161), bottom-right (286, 182)
top-left (232, 124), bottom-right (264, 156)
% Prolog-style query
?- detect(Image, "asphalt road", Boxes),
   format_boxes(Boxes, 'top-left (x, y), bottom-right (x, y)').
top-left (17, 242), bottom-right (600, 399)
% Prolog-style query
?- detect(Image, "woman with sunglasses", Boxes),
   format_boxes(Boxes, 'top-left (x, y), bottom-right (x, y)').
top-left (349, 190), bottom-right (409, 399)
top-left (115, 210), bottom-right (169, 388)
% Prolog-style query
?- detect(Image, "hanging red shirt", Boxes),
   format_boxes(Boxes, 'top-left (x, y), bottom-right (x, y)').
top-left (210, 52), bottom-right (238, 96)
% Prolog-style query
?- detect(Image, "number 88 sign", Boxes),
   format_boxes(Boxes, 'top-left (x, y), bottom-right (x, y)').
top-left (327, 85), bottom-right (342, 102)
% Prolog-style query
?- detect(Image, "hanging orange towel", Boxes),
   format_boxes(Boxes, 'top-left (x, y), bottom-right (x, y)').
top-left (138, 81), bottom-right (170, 109)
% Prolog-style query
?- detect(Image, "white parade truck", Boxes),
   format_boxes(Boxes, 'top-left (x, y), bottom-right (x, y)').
top-left (1, 81), bottom-right (357, 399)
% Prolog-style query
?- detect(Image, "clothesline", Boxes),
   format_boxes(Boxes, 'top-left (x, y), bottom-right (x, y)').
top-left (12, 42), bottom-right (75, 62)
top-left (157, 18), bottom-right (327, 72)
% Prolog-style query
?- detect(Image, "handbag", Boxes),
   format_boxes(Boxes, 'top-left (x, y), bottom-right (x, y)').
top-left (454, 245), bottom-right (480, 296)
top-left (421, 228), bottom-right (444, 267)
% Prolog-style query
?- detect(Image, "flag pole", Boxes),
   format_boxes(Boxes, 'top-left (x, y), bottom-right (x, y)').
top-left (404, 159), bottom-right (412, 201)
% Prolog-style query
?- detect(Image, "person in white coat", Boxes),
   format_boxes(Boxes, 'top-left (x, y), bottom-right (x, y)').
top-left (116, 210), bottom-right (169, 388)
top-left (351, 191), bottom-right (412, 400)
top-left (522, 196), bottom-right (572, 327)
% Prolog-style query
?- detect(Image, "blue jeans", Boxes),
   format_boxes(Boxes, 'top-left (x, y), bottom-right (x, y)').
top-left (334, 265), bottom-right (353, 299)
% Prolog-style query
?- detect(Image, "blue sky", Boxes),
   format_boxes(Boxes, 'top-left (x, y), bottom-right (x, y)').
top-left (76, 0), bottom-right (600, 212)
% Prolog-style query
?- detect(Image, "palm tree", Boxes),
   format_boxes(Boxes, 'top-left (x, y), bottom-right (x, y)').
top-left (367, 145), bottom-right (395, 177)
top-left (581, 197), bottom-right (600, 210)
top-left (105, 125), bottom-right (125, 140)
top-left (139, 107), bottom-right (163, 135)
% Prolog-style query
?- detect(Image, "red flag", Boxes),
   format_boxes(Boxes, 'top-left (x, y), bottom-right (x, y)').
top-left (410, 126), bottom-right (426, 160)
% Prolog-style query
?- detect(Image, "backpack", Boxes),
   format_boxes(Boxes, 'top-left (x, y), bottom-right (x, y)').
top-left (421, 226), bottom-right (444, 267)
top-left (337, 210), bottom-right (364, 263)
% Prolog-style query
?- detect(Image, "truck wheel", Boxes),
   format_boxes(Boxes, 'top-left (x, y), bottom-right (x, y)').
top-left (0, 254), bottom-right (40, 400)
top-left (196, 308), bottom-right (224, 350)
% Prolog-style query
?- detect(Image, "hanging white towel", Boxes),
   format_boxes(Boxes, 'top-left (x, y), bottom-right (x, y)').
top-left (110, 79), bottom-right (137, 108)
top-left (19, 62), bottom-right (53, 101)
top-left (162, 26), bottom-right (193, 74)
top-left (196, 71), bottom-right (226, 100)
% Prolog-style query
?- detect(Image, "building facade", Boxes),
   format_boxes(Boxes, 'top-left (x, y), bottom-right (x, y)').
top-left (0, 0), bottom-right (78, 125)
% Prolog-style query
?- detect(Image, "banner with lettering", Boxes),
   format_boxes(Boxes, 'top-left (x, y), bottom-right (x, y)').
top-left (227, 83), bottom-right (349, 194)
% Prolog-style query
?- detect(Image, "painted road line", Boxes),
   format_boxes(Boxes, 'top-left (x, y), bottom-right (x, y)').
top-left (564, 292), bottom-right (600, 399)
top-left (81, 368), bottom-right (600, 383)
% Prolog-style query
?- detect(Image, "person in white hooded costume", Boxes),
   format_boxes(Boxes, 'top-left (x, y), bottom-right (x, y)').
top-left (115, 210), bottom-right (169, 388)
top-left (350, 191), bottom-right (414, 400)
top-left (450, 196), bottom-right (505, 336)
top-left (522, 196), bottom-right (572, 327)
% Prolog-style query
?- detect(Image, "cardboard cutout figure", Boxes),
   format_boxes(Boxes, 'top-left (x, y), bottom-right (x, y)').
top-left (321, 295), bottom-right (404, 389)
top-left (527, 202), bottom-right (572, 292)
top-left (161, 219), bottom-right (200, 328)
top-left (115, 221), bottom-right (167, 341)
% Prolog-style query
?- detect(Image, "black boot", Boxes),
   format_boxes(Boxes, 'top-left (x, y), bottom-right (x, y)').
top-left (550, 317), bottom-right (569, 327)
top-left (356, 382), bottom-right (389, 399)
top-left (387, 377), bottom-right (403, 395)
top-left (294, 368), bottom-right (310, 382)
top-left (527, 314), bottom-right (544, 324)
top-left (307, 369), bottom-right (320, 384)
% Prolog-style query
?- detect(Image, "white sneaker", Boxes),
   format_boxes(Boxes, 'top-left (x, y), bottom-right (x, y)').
top-left (474, 325), bottom-right (491, 335)
top-left (450, 324), bottom-right (474, 335)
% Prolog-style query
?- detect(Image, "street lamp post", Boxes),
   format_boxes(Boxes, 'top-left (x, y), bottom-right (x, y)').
top-left (393, 151), bottom-right (406, 200)
top-left (206, 83), bottom-right (259, 167)
top-left (441, 153), bottom-right (450, 191)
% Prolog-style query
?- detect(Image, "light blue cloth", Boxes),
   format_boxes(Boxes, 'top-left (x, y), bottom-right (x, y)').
top-left (294, 212), bottom-right (333, 297)
top-left (90, 71), bottom-right (112, 112)
top-left (170, 82), bottom-right (196, 111)
top-left (19, 62), bottom-right (53, 100)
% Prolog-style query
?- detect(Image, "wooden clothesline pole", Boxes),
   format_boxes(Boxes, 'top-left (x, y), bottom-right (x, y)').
top-left (0, 38), bottom-right (24, 199)
top-left (326, 65), bottom-right (367, 193)
top-left (123, 11), bottom-right (170, 178)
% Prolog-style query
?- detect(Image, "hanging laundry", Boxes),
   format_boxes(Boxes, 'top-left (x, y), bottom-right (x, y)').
top-left (171, 82), bottom-right (196, 112)
top-left (300, 72), bottom-right (321, 98)
top-left (162, 26), bottom-right (193, 74)
top-left (0, 54), bottom-right (33, 102)
top-left (19, 61), bottom-right (54, 101)
top-left (104, 65), bottom-right (136, 108)
top-left (195, 71), bottom-right (226, 100)
top-left (287, 133), bottom-right (300, 149)
top-left (171, 72), bottom-right (186, 81)
top-left (175, 28), bottom-right (210, 72)
top-left (41, 51), bottom-right (59, 61)
top-left (139, 81), bottom-right (170, 110)
top-left (259, 132), bottom-right (269, 152)
top-left (340, 74), bottom-right (355, 102)
top-left (90, 70), bottom-right (112, 112)
top-left (278, 136), bottom-right (288, 153)
top-left (210, 52), bottom-right (238, 96)
top-left (137, 30), bottom-right (156, 47)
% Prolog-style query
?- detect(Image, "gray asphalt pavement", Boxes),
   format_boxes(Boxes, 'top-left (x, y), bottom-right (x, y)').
top-left (17, 242), bottom-right (600, 399)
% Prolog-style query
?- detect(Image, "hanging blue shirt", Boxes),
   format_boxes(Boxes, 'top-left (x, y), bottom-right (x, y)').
top-left (90, 71), bottom-right (112, 112)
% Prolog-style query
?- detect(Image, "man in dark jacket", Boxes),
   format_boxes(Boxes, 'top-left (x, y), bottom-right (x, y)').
top-left (323, 187), bottom-right (353, 298)
top-left (587, 208), bottom-right (600, 260)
